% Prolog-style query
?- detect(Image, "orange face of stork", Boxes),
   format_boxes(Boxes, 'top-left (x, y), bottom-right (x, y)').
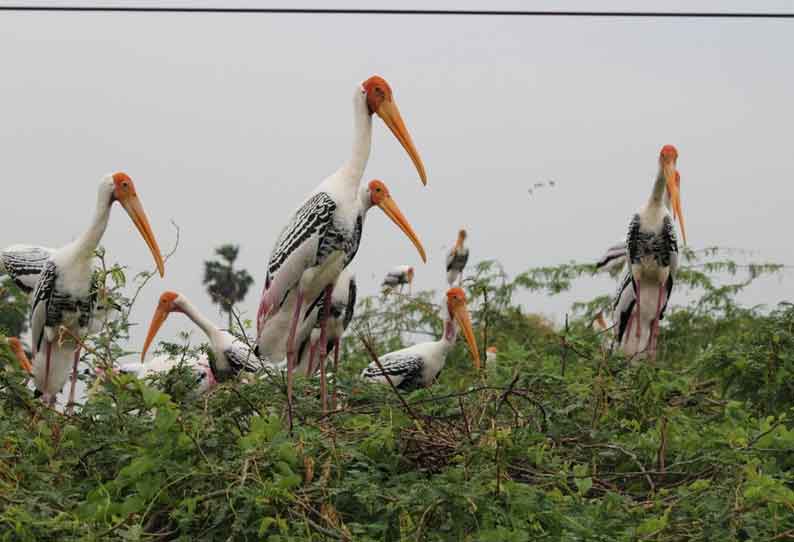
top-left (446, 287), bottom-right (481, 370)
top-left (368, 179), bottom-right (427, 263)
top-left (361, 75), bottom-right (427, 185)
top-left (140, 291), bottom-right (182, 362)
top-left (111, 172), bottom-right (165, 277)
top-left (658, 145), bottom-right (687, 245)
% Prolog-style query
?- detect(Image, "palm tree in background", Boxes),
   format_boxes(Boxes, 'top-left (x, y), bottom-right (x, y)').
top-left (203, 244), bottom-right (254, 329)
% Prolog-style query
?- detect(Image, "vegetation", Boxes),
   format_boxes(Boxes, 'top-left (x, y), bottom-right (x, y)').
top-left (203, 244), bottom-right (255, 329)
top-left (1, 248), bottom-right (792, 541)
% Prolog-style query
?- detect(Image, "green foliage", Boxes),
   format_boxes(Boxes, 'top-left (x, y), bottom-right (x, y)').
top-left (0, 278), bottom-right (29, 337)
top-left (1, 248), bottom-right (793, 540)
top-left (203, 244), bottom-right (255, 329)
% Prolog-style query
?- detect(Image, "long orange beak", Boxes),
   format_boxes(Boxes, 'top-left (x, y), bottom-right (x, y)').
top-left (141, 305), bottom-right (171, 362)
top-left (119, 194), bottom-right (165, 277)
top-left (663, 163), bottom-right (687, 245)
top-left (451, 301), bottom-right (480, 370)
top-left (8, 338), bottom-right (32, 374)
top-left (376, 100), bottom-right (427, 186)
top-left (377, 195), bottom-right (427, 262)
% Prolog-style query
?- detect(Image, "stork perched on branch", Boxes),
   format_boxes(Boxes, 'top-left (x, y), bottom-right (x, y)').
top-left (381, 265), bottom-right (414, 294)
top-left (254, 78), bottom-right (428, 424)
top-left (616, 145), bottom-right (687, 358)
top-left (141, 291), bottom-right (262, 381)
top-left (446, 229), bottom-right (469, 286)
top-left (361, 288), bottom-right (480, 390)
top-left (29, 173), bottom-right (164, 408)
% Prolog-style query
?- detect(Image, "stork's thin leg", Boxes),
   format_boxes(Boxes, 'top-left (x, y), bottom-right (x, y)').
top-left (331, 338), bottom-right (340, 411)
top-left (43, 340), bottom-right (52, 404)
top-left (285, 290), bottom-right (304, 432)
top-left (635, 278), bottom-right (642, 340)
top-left (66, 347), bottom-right (81, 415)
top-left (649, 284), bottom-right (666, 359)
top-left (307, 340), bottom-right (318, 377)
top-left (317, 285), bottom-right (333, 415)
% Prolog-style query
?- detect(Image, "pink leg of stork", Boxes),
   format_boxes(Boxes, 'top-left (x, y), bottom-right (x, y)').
top-left (66, 346), bottom-right (82, 415)
top-left (285, 290), bottom-right (304, 433)
top-left (649, 284), bottom-right (667, 359)
top-left (317, 285), bottom-right (333, 415)
top-left (331, 338), bottom-right (340, 411)
top-left (306, 340), bottom-right (319, 377)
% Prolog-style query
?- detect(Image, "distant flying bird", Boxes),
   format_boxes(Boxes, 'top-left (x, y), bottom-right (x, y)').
top-left (619, 145), bottom-right (686, 358)
top-left (29, 172), bottom-right (164, 407)
top-left (381, 265), bottom-right (414, 294)
top-left (141, 291), bottom-right (262, 381)
top-left (254, 75), bottom-right (427, 419)
top-left (446, 229), bottom-right (469, 286)
top-left (361, 288), bottom-right (480, 390)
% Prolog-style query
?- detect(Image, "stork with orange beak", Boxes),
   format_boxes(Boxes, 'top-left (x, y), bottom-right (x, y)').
top-left (446, 229), bottom-right (469, 286)
top-left (254, 75), bottom-right (427, 421)
top-left (381, 265), bottom-right (414, 294)
top-left (29, 172), bottom-right (164, 407)
top-left (141, 291), bottom-right (261, 381)
top-left (361, 288), bottom-right (480, 390)
top-left (621, 145), bottom-right (687, 358)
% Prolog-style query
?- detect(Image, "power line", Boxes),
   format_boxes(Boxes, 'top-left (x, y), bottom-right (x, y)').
top-left (0, 6), bottom-right (792, 18)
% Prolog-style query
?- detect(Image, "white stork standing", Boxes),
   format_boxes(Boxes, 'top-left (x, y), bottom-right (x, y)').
top-left (595, 155), bottom-right (686, 276)
top-left (619, 145), bottom-right (687, 358)
top-left (381, 265), bottom-right (414, 294)
top-left (295, 269), bottom-right (357, 411)
top-left (141, 291), bottom-right (262, 381)
top-left (29, 172), bottom-right (165, 407)
top-left (446, 229), bottom-right (469, 286)
top-left (361, 287), bottom-right (480, 390)
top-left (254, 76), bottom-right (427, 423)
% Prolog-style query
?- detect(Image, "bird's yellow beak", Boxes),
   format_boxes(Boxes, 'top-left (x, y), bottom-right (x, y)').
top-left (663, 163), bottom-right (686, 245)
top-left (375, 99), bottom-right (427, 186)
top-left (451, 298), bottom-right (480, 370)
top-left (376, 194), bottom-right (427, 263)
top-left (141, 305), bottom-right (171, 362)
top-left (118, 192), bottom-right (165, 277)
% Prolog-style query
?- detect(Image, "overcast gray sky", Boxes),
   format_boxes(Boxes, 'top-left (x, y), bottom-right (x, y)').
top-left (2, 0), bottom-right (792, 357)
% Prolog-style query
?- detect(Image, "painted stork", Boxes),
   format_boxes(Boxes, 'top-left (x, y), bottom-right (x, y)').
top-left (620, 145), bottom-right (687, 358)
top-left (294, 269), bottom-right (356, 412)
top-left (6, 337), bottom-right (33, 373)
top-left (361, 287), bottom-right (480, 390)
top-left (446, 229), bottom-right (469, 286)
top-left (486, 345), bottom-right (498, 365)
top-left (254, 75), bottom-right (427, 420)
top-left (1, 246), bottom-right (54, 294)
top-left (596, 153), bottom-right (686, 275)
top-left (381, 265), bottom-right (414, 294)
top-left (118, 355), bottom-right (217, 394)
top-left (141, 291), bottom-right (262, 381)
top-left (29, 172), bottom-right (164, 407)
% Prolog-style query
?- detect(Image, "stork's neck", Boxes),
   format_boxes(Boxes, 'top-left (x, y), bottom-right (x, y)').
top-left (648, 164), bottom-right (667, 208)
top-left (340, 92), bottom-right (373, 187)
top-left (73, 189), bottom-right (113, 261)
top-left (440, 309), bottom-right (459, 350)
top-left (179, 297), bottom-right (221, 346)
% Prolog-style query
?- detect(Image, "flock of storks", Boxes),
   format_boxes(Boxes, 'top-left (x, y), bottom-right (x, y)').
top-left (1, 74), bottom-right (685, 418)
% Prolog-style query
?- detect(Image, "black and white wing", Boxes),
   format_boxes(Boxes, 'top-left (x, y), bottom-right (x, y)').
top-left (595, 240), bottom-right (627, 275)
top-left (446, 247), bottom-right (469, 272)
top-left (223, 343), bottom-right (262, 375)
top-left (626, 213), bottom-right (643, 264)
top-left (259, 193), bottom-right (336, 321)
top-left (361, 353), bottom-right (424, 390)
top-left (1, 245), bottom-right (55, 294)
top-left (30, 260), bottom-right (58, 354)
top-left (612, 270), bottom-right (635, 345)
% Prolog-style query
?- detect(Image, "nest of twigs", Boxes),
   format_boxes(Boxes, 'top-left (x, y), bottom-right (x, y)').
top-left (399, 418), bottom-right (467, 472)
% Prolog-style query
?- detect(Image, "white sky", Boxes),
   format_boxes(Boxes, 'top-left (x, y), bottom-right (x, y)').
top-left (1, 1), bottom-right (793, 359)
